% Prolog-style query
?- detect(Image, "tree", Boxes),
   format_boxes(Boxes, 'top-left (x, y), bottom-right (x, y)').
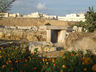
top-left (85, 7), bottom-right (96, 32)
top-left (0, 0), bottom-right (15, 13)
top-left (75, 7), bottom-right (96, 32)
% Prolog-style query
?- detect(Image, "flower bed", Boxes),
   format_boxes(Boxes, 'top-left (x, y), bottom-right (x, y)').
top-left (0, 45), bottom-right (96, 72)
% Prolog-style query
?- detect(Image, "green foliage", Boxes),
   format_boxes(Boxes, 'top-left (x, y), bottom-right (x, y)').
top-left (0, 45), bottom-right (96, 72)
top-left (84, 7), bottom-right (96, 32)
top-left (0, 0), bottom-right (15, 13)
top-left (45, 23), bottom-right (51, 26)
top-left (75, 7), bottom-right (96, 32)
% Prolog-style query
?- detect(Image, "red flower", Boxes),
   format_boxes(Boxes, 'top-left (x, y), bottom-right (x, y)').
top-left (33, 67), bottom-right (37, 70)
top-left (71, 53), bottom-right (74, 56)
top-left (23, 59), bottom-right (27, 62)
top-left (53, 64), bottom-right (56, 67)
top-left (81, 58), bottom-right (84, 61)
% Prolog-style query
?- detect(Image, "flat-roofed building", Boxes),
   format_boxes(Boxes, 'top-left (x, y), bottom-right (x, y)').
top-left (0, 13), bottom-right (9, 18)
top-left (58, 13), bottom-right (85, 22)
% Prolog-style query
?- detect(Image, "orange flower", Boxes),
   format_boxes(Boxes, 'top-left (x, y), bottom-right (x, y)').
top-left (42, 58), bottom-right (45, 62)
top-left (62, 65), bottom-right (66, 68)
top-left (15, 60), bottom-right (19, 63)
top-left (84, 57), bottom-right (91, 65)
top-left (81, 58), bottom-right (84, 61)
top-left (8, 60), bottom-right (12, 64)
top-left (53, 64), bottom-right (56, 67)
top-left (92, 64), bottom-right (96, 71)
top-left (6, 61), bottom-right (9, 64)
top-left (48, 58), bottom-right (51, 61)
top-left (86, 57), bottom-right (91, 61)
top-left (83, 68), bottom-right (87, 71)
top-left (82, 62), bottom-right (85, 65)
top-left (52, 58), bottom-right (55, 63)
top-left (45, 59), bottom-right (47, 61)
top-left (71, 53), bottom-right (74, 56)
top-left (0, 55), bottom-right (2, 58)
top-left (2, 65), bottom-right (6, 68)
top-left (0, 50), bottom-right (1, 53)
top-left (46, 62), bottom-right (49, 65)
top-left (33, 67), bottom-right (37, 70)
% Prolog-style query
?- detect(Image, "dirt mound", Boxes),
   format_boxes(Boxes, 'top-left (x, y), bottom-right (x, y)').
top-left (65, 32), bottom-right (96, 53)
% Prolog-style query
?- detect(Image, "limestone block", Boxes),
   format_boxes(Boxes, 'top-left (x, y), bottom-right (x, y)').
top-left (49, 47), bottom-right (56, 52)
top-left (29, 45), bottom-right (42, 53)
top-left (78, 27), bottom-right (82, 32)
top-left (58, 30), bottom-right (66, 43)
top-left (43, 47), bottom-right (50, 52)
top-left (0, 32), bottom-right (4, 38)
top-left (47, 30), bottom-right (51, 42)
top-left (29, 45), bottom-right (35, 53)
top-left (9, 26), bottom-right (16, 29)
top-left (17, 26), bottom-right (32, 30)
top-left (37, 46), bottom-right (42, 52)
top-left (32, 26), bottom-right (38, 32)
top-left (26, 34), bottom-right (32, 41)
top-left (39, 26), bottom-right (47, 31)
top-left (5, 33), bottom-right (11, 39)
top-left (73, 26), bottom-right (78, 32)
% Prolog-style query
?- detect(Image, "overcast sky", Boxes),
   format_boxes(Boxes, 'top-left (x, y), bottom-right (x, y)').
top-left (9, 0), bottom-right (96, 16)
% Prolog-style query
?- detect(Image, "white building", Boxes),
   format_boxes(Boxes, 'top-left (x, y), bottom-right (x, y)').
top-left (58, 13), bottom-right (86, 22)
top-left (0, 13), bottom-right (9, 18)
top-left (23, 12), bottom-right (40, 18)
top-left (9, 13), bottom-right (23, 18)
top-left (0, 12), bottom-right (85, 22)
top-left (9, 13), bottom-right (17, 17)
top-left (42, 14), bottom-right (57, 19)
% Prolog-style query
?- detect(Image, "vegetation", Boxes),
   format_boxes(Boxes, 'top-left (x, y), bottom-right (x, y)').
top-left (45, 23), bottom-right (51, 26)
top-left (75, 7), bottom-right (96, 32)
top-left (0, 44), bottom-right (96, 72)
top-left (0, 0), bottom-right (15, 13)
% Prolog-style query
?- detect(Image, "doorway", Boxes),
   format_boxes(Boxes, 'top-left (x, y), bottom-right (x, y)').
top-left (51, 30), bottom-right (60, 43)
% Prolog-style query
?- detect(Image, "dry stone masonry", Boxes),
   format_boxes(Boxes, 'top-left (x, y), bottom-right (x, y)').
top-left (0, 26), bottom-right (46, 41)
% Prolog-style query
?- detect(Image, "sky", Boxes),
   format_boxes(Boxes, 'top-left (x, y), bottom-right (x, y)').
top-left (9, 0), bottom-right (96, 16)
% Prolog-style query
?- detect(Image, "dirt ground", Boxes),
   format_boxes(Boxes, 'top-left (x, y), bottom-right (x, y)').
top-left (0, 18), bottom-right (78, 26)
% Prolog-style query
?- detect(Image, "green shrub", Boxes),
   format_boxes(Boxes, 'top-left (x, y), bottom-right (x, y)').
top-left (0, 45), bottom-right (96, 72)
top-left (45, 23), bottom-right (51, 26)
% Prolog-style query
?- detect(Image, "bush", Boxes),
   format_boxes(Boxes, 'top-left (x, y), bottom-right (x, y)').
top-left (45, 23), bottom-right (51, 26)
top-left (0, 45), bottom-right (96, 72)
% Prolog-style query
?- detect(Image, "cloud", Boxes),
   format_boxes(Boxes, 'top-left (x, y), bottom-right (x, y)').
top-left (36, 3), bottom-right (46, 10)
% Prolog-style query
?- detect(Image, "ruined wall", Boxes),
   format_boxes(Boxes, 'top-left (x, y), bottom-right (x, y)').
top-left (65, 32), bottom-right (96, 53)
top-left (0, 18), bottom-right (78, 26)
top-left (0, 27), bottom-right (46, 41)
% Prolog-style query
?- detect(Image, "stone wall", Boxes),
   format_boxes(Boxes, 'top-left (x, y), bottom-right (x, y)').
top-left (0, 27), bottom-right (46, 41)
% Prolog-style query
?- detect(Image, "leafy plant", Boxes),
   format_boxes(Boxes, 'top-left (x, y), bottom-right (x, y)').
top-left (75, 7), bottom-right (96, 32)
top-left (0, 44), bottom-right (96, 72)
top-left (0, 0), bottom-right (16, 13)
top-left (45, 23), bottom-right (51, 26)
